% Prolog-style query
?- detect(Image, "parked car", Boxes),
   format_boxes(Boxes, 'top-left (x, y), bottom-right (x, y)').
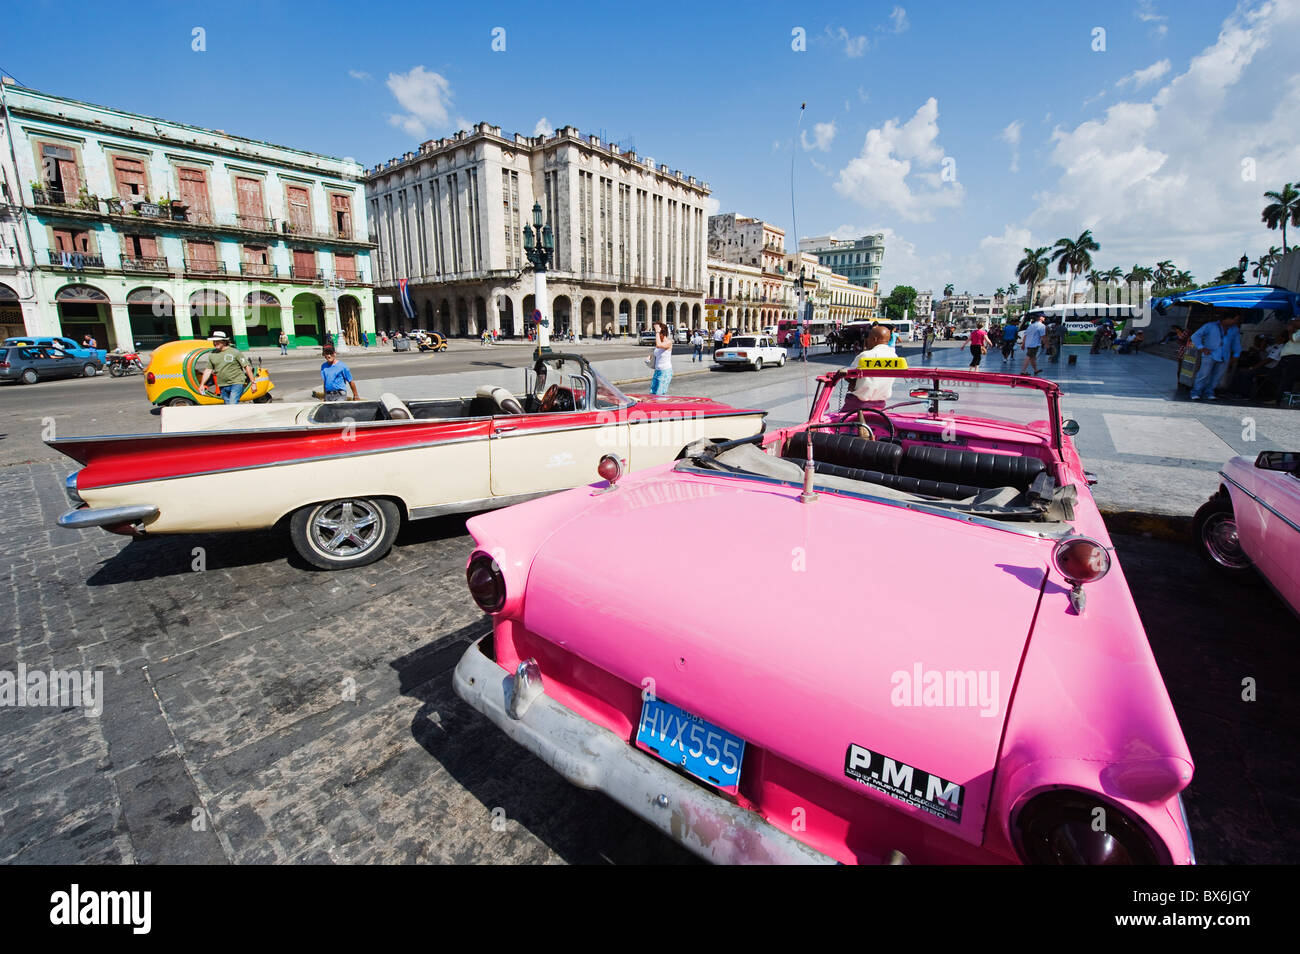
top-left (51, 353), bottom-right (765, 570)
top-left (637, 330), bottom-right (657, 346)
top-left (1193, 450), bottom-right (1299, 618)
top-left (4, 335), bottom-right (108, 365)
top-left (0, 344), bottom-right (102, 384)
top-left (713, 335), bottom-right (786, 370)
top-left (143, 339), bottom-right (274, 407)
top-left (454, 363), bottom-right (1195, 865)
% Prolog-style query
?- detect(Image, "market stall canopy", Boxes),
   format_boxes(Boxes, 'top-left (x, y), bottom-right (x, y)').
top-left (1154, 283), bottom-right (1299, 317)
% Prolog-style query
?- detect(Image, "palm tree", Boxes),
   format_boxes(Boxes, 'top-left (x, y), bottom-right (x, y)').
top-left (995, 286), bottom-right (1005, 298)
top-left (1251, 256), bottom-right (1271, 283)
top-left (1124, 265), bottom-right (1155, 306)
top-left (1087, 269), bottom-right (1104, 301)
top-left (1015, 247), bottom-right (1051, 308)
top-left (1262, 183), bottom-right (1300, 251)
top-left (1050, 229), bottom-right (1101, 303)
top-left (1213, 266), bottom-right (1245, 286)
top-left (1173, 269), bottom-right (1194, 288)
top-left (1100, 266), bottom-right (1123, 304)
top-left (943, 283), bottom-right (954, 297)
top-left (1153, 259), bottom-right (1175, 291)
top-left (1007, 282), bottom-right (1019, 298)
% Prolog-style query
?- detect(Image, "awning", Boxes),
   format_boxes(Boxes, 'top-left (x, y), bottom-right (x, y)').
top-left (1154, 283), bottom-right (1299, 317)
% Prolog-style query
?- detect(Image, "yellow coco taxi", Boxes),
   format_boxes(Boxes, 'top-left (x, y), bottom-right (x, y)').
top-left (144, 340), bottom-right (275, 407)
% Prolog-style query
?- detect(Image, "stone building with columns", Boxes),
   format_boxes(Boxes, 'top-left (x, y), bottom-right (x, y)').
top-left (367, 124), bottom-right (710, 338)
top-left (0, 82), bottom-right (374, 350)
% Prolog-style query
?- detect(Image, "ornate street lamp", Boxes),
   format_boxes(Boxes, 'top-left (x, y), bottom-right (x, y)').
top-left (523, 201), bottom-right (555, 353)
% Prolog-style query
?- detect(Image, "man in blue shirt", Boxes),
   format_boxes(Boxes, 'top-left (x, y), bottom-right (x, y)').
top-left (1019, 316), bottom-right (1047, 375)
top-left (320, 346), bottom-right (359, 401)
top-left (1188, 315), bottom-right (1242, 400)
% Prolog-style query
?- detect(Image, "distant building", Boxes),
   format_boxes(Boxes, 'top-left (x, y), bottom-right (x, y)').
top-left (914, 289), bottom-right (932, 320)
top-left (0, 81), bottom-right (374, 349)
top-left (368, 124), bottom-right (709, 337)
top-left (798, 233), bottom-right (884, 292)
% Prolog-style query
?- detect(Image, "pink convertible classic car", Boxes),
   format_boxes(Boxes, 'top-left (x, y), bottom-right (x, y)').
top-left (1194, 450), bottom-right (1300, 619)
top-left (454, 365), bottom-right (1196, 865)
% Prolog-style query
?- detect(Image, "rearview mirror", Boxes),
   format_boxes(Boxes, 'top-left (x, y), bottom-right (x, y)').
top-left (908, 388), bottom-right (958, 402)
top-left (1255, 451), bottom-right (1300, 474)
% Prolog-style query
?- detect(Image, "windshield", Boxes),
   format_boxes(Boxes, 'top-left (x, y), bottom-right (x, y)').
top-left (829, 372), bottom-right (1054, 431)
top-left (531, 356), bottom-right (631, 410)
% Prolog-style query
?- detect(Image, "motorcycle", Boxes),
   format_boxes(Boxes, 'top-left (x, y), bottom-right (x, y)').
top-left (107, 346), bottom-right (145, 377)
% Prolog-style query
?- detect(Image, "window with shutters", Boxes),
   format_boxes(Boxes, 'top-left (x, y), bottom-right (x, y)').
top-left (286, 185), bottom-right (313, 234)
top-left (112, 156), bottom-right (148, 202)
top-left (242, 244), bottom-right (274, 277)
top-left (334, 253), bottom-right (357, 281)
top-left (186, 240), bottom-right (220, 273)
top-left (37, 143), bottom-right (81, 201)
top-left (121, 234), bottom-right (162, 270)
top-left (235, 177), bottom-right (267, 230)
top-left (292, 249), bottom-right (318, 280)
top-left (52, 229), bottom-right (91, 253)
top-left (329, 193), bottom-right (353, 239)
top-left (177, 167), bottom-right (211, 222)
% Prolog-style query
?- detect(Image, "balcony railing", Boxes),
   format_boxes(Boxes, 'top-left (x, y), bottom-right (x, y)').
top-left (47, 249), bottom-right (105, 269)
top-left (239, 262), bottom-right (278, 278)
top-left (184, 258), bottom-right (227, 275)
top-left (236, 214), bottom-right (276, 232)
top-left (32, 187), bottom-right (102, 211)
top-left (289, 265), bottom-right (323, 281)
top-left (121, 255), bottom-right (171, 273)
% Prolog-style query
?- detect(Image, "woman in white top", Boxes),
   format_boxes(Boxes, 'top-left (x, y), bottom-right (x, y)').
top-left (651, 322), bottom-right (674, 394)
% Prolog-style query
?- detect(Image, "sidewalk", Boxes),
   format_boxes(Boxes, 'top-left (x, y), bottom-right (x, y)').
top-left (918, 342), bottom-right (1300, 523)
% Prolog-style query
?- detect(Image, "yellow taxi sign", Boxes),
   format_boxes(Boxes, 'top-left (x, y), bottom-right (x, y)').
top-left (855, 356), bottom-right (908, 370)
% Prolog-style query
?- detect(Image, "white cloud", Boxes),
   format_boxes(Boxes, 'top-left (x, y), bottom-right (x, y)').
top-left (801, 120), bottom-right (837, 152)
top-left (703, 196), bottom-right (721, 217)
top-left (454, 116), bottom-right (470, 132)
top-left (829, 26), bottom-right (868, 57)
top-left (1136, 0), bottom-right (1170, 37)
top-left (834, 97), bottom-right (964, 222)
top-left (1000, 120), bottom-right (1023, 172)
top-left (385, 66), bottom-right (453, 138)
top-left (889, 6), bottom-right (909, 33)
top-left (1116, 59), bottom-right (1171, 89)
top-left (1024, 0), bottom-right (1300, 286)
top-left (533, 117), bottom-right (553, 137)
top-left (857, 85), bottom-right (870, 102)
top-left (348, 69), bottom-right (372, 82)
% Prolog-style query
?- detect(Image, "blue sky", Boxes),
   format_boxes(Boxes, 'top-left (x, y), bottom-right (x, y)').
top-left (5, 0), bottom-right (1297, 293)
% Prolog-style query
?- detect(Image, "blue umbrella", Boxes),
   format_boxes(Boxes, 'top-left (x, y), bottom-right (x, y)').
top-left (1154, 283), bottom-right (1299, 317)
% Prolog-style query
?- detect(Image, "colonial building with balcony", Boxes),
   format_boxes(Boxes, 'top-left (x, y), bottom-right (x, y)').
top-left (799, 233), bottom-right (885, 293)
top-left (0, 81), bottom-right (374, 350)
top-left (707, 213), bottom-right (790, 331)
top-left (368, 124), bottom-right (710, 337)
top-left (706, 258), bottom-right (780, 332)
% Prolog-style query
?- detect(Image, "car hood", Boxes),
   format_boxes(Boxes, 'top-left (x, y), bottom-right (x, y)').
top-left (518, 470), bottom-right (1052, 843)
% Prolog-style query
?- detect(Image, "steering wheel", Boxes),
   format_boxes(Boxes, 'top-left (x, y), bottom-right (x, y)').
top-left (540, 384), bottom-right (575, 412)
top-left (844, 407), bottom-right (896, 442)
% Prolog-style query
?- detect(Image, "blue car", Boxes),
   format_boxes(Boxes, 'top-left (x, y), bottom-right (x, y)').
top-left (3, 335), bottom-right (108, 365)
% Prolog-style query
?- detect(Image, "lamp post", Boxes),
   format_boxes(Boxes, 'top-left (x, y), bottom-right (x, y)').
top-left (1238, 253), bottom-right (1249, 284)
top-left (523, 201), bottom-right (554, 354)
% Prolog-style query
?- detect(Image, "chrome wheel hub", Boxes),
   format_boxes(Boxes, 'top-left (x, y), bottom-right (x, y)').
top-left (311, 500), bottom-right (382, 557)
top-left (1202, 513), bottom-right (1250, 569)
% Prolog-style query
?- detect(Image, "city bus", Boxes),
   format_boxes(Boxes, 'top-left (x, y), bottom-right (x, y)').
top-left (776, 317), bottom-right (836, 346)
top-left (1023, 303), bottom-right (1144, 343)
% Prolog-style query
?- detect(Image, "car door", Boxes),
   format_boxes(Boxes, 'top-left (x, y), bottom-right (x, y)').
top-left (43, 348), bottom-right (79, 379)
top-left (489, 387), bottom-right (630, 497)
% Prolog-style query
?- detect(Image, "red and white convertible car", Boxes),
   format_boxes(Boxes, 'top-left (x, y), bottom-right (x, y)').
top-left (455, 363), bottom-right (1196, 864)
top-left (51, 353), bottom-right (765, 569)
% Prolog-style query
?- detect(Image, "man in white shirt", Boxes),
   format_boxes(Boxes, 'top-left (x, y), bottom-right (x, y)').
top-left (840, 325), bottom-right (897, 413)
top-left (1019, 316), bottom-right (1047, 375)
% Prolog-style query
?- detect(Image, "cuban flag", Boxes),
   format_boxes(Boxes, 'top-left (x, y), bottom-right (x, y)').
top-left (398, 279), bottom-right (417, 320)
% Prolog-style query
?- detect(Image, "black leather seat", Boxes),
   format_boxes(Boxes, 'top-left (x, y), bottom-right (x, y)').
top-left (786, 432), bottom-right (903, 473)
top-left (783, 459), bottom-right (984, 500)
top-left (900, 444), bottom-right (1045, 490)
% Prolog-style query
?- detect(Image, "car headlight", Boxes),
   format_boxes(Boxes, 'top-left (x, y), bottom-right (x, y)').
top-left (65, 471), bottom-right (83, 506)
top-left (1013, 790), bottom-right (1160, 865)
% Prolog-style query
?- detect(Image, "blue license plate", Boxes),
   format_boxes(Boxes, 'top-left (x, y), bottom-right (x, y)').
top-left (635, 697), bottom-right (746, 792)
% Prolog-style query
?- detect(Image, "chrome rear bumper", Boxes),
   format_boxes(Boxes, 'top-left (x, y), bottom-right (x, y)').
top-left (58, 505), bottom-right (159, 531)
top-left (453, 635), bottom-right (835, 865)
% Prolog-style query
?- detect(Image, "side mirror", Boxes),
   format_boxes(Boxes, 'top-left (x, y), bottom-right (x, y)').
top-left (1062, 419), bottom-right (1081, 436)
top-left (1255, 451), bottom-right (1300, 474)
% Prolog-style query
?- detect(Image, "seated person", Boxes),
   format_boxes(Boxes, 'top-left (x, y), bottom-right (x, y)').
top-left (840, 325), bottom-right (896, 414)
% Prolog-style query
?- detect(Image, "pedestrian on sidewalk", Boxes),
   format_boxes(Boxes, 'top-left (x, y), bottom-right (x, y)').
top-left (320, 346), bottom-right (360, 402)
top-left (1000, 318), bottom-right (1019, 361)
top-left (361, 331), bottom-right (369, 348)
top-left (968, 322), bottom-right (991, 369)
top-left (1019, 314), bottom-right (1047, 375)
top-left (650, 321), bottom-right (674, 395)
top-left (922, 323), bottom-right (936, 359)
top-left (1188, 314), bottom-right (1242, 400)
top-left (1047, 319), bottom-right (1065, 362)
top-left (691, 330), bottom-right (704, 362)
top-left (278, 330), bottom-right (289, 355)
top-left (199, 331), bottom-right (258, 404)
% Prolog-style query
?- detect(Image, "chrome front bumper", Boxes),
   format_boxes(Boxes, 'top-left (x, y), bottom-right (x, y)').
top-left (453, 635), bottom-right (835, 865)
top-left (57, 505), bottom-right (159, 530)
